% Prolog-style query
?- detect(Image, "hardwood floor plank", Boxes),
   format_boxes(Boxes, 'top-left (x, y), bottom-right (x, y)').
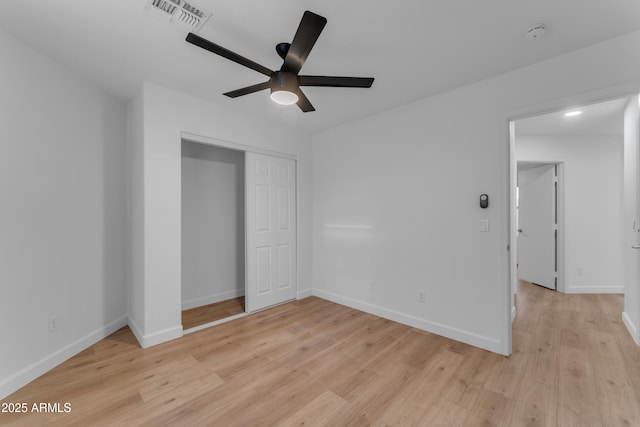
top-left (456, 350), bottom-right (501, 411)
top-left (327, 362), bottom-right (418, 426)
top-left (616, 322), bottom-right (640, 410)
top-left (557, 344), bottom-right (602, 425)
top-left (181, 296), bottom-right (245, 330)
top-left (137, 357), bottom-right (224, 403)
top-left (510, 381), bottom-right (555, 427)
top-left (509, 324), bottom-right (561, 426)
top-left (443, 345), bottom-right (499, 408)
top-left (369, 347), bottom-right (465, 426)
top-left (484, 329), bottom-right (533, 399)
top-left (208, 371), bottom-right (316, 426)
top-left (3, 283), bottom-right (640, 426)
top-left (588, 329), bottom-right (640, 426)
top-left (463, 388), bottom-right (510, 426)
top-left (279, 390), bottom-right (350, 427)
top-left (421, 401), bottom-right (469, 426)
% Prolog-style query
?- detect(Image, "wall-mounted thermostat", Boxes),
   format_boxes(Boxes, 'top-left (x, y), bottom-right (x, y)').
top-left (480, 194), bottom-right (489, 208)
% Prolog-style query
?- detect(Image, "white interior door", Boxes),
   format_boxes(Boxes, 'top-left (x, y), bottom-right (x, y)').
top-left (245, 152), bottom-right (297, 313)
top-left (518, 164), bottom-right (556, 289)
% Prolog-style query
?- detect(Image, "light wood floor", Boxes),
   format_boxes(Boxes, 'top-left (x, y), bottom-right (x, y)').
top-left (2, 281), bottom-right (640, 426)
top-left (182, 297), bottom-right (245, 330)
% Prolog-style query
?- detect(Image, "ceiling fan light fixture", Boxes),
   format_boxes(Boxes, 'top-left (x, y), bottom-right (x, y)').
top-left (270, 89), bottom-right (299, 105)
top-left (270, 72), bottom-right (299, 105)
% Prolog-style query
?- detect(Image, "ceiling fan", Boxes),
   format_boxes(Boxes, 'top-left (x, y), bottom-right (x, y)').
top-left (185, 11), bottom-right (374, 112)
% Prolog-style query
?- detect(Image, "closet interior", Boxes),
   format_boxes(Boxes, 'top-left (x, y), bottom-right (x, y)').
top-left (181, 140), bottom-right (245, 330)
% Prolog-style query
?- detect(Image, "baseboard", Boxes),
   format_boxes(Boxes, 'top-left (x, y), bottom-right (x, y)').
top-left (128, 317), bottom-right (183, 349)
top-left (622, 311), bottom-right (640, 346)
top-left (565, 285), bottom-right (624, 294)
top-left (311, 289), bottom-right (503, 354)
top-left (181, 289), bottom-right (245, 310)
top-left (0, 316), bottom-right (127, 400)
top-left (183, 312), bottom-right (248, 335)
top-left (297, 288), bottom-right (313, 299)
top-left (127, 317), bottom-right (145, 347)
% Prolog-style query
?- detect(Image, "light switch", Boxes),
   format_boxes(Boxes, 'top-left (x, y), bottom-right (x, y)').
top-left (480, 219), bottom-right (489, 232)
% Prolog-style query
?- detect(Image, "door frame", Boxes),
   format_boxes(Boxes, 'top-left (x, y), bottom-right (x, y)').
top-left (180, 131), bottom-right (298, 322)
top-left (503, 83), bottom-right (638, 355)
top-left (515, 161), bottom-right (566, 293)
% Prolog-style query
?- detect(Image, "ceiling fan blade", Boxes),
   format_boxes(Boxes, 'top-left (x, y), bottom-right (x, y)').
top-left (299, 76), bottom-right (374, 88)
top-left (281, 11), bottom-right (327, 74)
top-left (186, 33), bottom-right (273, 77)
top-left (224, 81), bottom-right (271, 98)
top-left (296, 89), bottom-right (315, 112)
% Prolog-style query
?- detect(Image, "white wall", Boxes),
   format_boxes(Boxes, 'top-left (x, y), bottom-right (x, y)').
top-left (516, 135), bottom-right (623, 293)
top-left (623, 96), bottom-right (640, 344)
top-left (0, 30), bottom-right (128, 398)
top-left (181, 142), bottom-right (244, 310)
top-left (128, 87), bottom-right (145, 335)
top-left (311, 30), bottom-right (640, 354)
top-left (128, 82), bottom-right (312, 347)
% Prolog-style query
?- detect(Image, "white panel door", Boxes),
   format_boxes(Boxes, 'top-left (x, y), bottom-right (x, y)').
top-left (245, 152), bottom-right (296, 312)
top-left (518, 164), bottom-right (556, 289)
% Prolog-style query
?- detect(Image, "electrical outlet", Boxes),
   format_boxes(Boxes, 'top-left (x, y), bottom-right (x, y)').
top-left (49, 315), bottom-right (58, 333)
top-left (577, 267), bottom-right (584, 276)
top-left (418, 290), bottom-right (426, 303)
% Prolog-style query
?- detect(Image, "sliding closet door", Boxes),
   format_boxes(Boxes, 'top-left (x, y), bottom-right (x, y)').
top-left (245, 152), bottom-right (296, 312)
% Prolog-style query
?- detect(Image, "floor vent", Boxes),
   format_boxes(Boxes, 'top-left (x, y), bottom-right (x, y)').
top-left (144, 0), bottom-right (211, 32)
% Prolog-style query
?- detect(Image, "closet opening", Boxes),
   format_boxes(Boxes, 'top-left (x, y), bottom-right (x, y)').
top-left (181, 140), bottom-right (246, 330)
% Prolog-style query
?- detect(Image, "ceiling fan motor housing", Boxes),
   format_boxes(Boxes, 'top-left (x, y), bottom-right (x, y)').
top-left (271, 72), bottom-right (299, 93)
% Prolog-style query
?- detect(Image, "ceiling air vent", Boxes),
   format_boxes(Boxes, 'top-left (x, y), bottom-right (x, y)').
top-left (144, 0), bottom-right (211, 32)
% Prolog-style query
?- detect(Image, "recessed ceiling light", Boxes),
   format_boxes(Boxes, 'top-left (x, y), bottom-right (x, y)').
top-left (564, 110), bottom-right (582, 117)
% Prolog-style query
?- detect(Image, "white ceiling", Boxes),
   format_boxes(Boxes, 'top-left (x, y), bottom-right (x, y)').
top-left (515, 97), bottom-right (629, 136)
top-left (1, 0), bottom-right (640, 133)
